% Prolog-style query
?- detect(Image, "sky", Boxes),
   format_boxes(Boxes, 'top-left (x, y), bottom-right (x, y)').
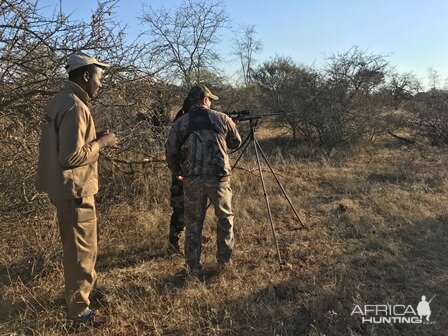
top-left (38, 0), bottom-right (448, 88)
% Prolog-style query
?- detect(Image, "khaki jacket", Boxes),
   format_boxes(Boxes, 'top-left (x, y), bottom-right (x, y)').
top-left (166, 107), bottom-right (241, 180)
top-left (36, 81), bottom-right (100, 200)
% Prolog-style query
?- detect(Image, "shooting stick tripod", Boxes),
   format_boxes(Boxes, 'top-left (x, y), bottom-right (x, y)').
top-left (232, 117), bottom-right (305, 268)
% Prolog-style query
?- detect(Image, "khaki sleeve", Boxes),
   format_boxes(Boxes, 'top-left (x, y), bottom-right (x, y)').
top-left (57, 105), bottom-right (100, 168)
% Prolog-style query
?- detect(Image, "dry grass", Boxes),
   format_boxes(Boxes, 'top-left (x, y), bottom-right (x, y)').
top-left (1, 126), bottom-right (448, 335)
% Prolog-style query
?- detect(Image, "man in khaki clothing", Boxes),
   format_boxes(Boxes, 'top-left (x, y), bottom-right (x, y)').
top-left (166, 85), bottom-right (241, 275)
top-left (36, 52), bottom-right (117, 322)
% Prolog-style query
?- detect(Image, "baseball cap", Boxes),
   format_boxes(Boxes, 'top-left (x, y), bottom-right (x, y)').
top-left (188, 85), bottom-right (219, 100)
top-left (65, 52), bottom-right (110, 73)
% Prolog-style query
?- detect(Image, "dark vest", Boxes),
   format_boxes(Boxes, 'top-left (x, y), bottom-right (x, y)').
top-left (181, 107), bottom-right (220, 144)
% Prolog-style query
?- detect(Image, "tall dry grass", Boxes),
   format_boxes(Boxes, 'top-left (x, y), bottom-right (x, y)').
top-left (1, 125), bottom-right (447, 335)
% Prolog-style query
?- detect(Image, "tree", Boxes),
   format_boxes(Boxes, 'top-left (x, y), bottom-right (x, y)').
top-left (427, 67), bottom-right (441, 90)
top-left (140, 0), bottom-right (229, 87)
top-left (407, 90), bottom-right (448, 146)
top-left (316, 47), bottom-right (389, 149)
top-left (385, 71), bottom-right (421, 110)
top-left (232, 24), bottom-right (262, 86)
top-left (325, 47), bottom-right (387, 97)
top-left (252, 56), bottom-right (319, 141)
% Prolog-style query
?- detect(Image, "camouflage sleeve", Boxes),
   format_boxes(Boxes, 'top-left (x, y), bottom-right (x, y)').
top-left (226, 117), bottom-right (242, 150)
top-left (165, 121), bottom-right (182, 176)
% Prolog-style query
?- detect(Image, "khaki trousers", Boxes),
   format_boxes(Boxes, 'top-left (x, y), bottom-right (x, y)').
top-left (184, 178), bottom-right (234, 270)
top-left (51, 196), bottom-right (97, 318)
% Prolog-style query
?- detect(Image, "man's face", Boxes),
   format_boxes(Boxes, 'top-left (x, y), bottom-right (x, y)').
top-left (85, 67), bottom-right (104, 98)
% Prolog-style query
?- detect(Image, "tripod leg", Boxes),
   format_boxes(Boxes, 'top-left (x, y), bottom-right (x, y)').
top-left (231, 135), bottom-right (251, 171)
top-left (253, 140), bottom-right (283, 267)
top-left (255, 140), bottom-right (305, 228)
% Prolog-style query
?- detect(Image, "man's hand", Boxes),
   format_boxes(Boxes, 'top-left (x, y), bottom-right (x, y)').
top-left (97, 131), bottom-right (118, 149)
top-left (175, 175), bottom-right (184, 182)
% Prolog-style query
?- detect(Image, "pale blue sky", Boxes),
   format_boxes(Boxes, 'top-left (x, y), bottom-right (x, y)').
top-left (38, 0), bottom-right (448, 87)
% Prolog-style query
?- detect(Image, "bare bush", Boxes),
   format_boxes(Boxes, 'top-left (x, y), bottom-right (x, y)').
top-left (0, 0), bottom-right (161, 216)
top-left (140, 0), bottom-right (229, 87)
top-left (384, 71), bottom-right (422, 110)
top-left (314, 47), bottom-right (389, 149)
top-left (251, 48), bottom-right (390, 150)
top-left (232, 24), bottom-right (263, 86)
top-left (252, 56), bottom-right (318, 141)
top-left (406, 89), bottom-right (448, 146)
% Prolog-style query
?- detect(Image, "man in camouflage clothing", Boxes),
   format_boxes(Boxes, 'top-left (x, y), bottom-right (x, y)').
top-left (166, 85), bottom-right (241, 274)
top-left (168, 97), bottom-right (192, 253)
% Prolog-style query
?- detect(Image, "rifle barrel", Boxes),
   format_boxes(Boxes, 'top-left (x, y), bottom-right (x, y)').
top-left (238, 113), bottom-right (285, 121)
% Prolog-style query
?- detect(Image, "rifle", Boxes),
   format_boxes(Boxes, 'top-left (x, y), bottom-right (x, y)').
top-left (224, 110), bottom-right (286, 122)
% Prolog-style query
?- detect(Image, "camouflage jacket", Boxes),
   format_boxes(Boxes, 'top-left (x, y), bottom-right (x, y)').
top-left (166, 107), bottom-right (241, 180)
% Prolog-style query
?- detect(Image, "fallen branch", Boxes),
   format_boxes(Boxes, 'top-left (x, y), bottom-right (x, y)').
top-left (102, 154), bottom-right (165, 165)
top-left (388, 131), bottom-right (416, 144)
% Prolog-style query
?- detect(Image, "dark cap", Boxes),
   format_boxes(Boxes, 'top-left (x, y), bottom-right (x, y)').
top-left (188, 85), bottom-right (219, 101)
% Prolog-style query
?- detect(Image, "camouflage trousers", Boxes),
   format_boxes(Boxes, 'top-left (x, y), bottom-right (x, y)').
top-left (169, 178), bottom-right (185, 246)
top-left (184, 177), bottom-right (234, 270)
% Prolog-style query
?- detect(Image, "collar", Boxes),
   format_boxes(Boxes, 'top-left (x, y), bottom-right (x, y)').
top-left (190, 106), bottom-right (209, 113)
top-left (66, 81), bottom-right (90, 105)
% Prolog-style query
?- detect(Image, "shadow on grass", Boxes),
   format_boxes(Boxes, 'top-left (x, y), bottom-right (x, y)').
top-left (367, 172), bottom-right (410, 184)
top-left (0, 242), bottom-right (166, 293)
top-left (314, 215), bottom-right (448, 335)
top-left (2, 215), bottom-right (446, 335)
top-left (0, 252), bottom-right (60, 304)
top-left (96, 244), bottom-right (166, 272)
top-left (0, 243), bottom-right (167, 327)
top-left (232, 281), bottom-right (312, 336)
